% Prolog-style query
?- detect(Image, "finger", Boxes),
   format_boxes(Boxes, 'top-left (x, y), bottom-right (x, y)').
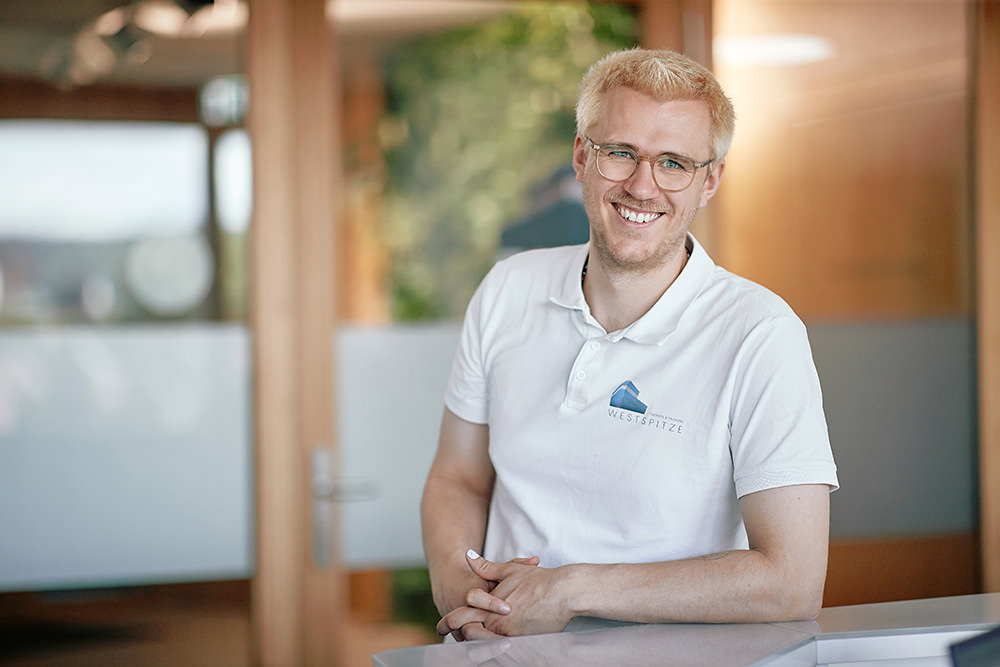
top-left (464, 587), bottom-right (511, 615)
top-left (460, 622), bottom-right (507, 643)
top-left (436, 606), bottom-right (488, 637)
top-left (465, 549), bottom-right (507, 583)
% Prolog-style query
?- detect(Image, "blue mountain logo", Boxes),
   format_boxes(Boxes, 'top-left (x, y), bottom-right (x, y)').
top-left (610, 380), bottom-right (647, 414)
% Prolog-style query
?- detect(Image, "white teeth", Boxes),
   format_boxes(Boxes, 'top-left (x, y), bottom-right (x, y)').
top-left (615, 204), bottom-right (661, 224)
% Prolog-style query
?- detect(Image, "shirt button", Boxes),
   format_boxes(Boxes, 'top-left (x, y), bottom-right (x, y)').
top-left (575, 370), bottom-right (586, 381)
top-left (589, 341), bottom-right (600, 351)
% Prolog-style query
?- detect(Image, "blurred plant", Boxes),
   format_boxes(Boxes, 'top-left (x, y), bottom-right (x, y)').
top-left (390, 567), bottom-right (440, 633)
top-left (379, 3), bottom-right (636, 321)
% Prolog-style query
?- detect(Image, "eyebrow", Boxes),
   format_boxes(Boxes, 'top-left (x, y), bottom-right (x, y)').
top-left (604, 140), bottom-right (697, 162)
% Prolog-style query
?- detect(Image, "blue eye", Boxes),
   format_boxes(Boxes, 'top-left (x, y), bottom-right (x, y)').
top-left (605, 148), bottom-right (635, 161)
top-left (657, 156), bottom-right (688, 172)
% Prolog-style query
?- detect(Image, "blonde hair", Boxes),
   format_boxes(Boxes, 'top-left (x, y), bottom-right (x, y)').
top-left (576, 48), bottom-right (736, 160)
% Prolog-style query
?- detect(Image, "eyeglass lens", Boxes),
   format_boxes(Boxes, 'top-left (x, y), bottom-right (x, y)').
top-left (597, 149), bottom-right (696, 191)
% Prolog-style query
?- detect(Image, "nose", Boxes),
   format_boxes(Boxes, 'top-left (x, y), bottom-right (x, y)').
top-left (623, 157), bottom-right (661, 199)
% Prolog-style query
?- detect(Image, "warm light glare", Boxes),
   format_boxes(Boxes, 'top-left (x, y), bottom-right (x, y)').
top-left (94, 8), bottom-right (127, 36)
top-left (186, 0), bottom-right (248, 36)
top-left (329, 0), bottom-right (508, 29)
top-left (132, 0), bottom-right (247, 38)
top-left (714, 34), bottom-right (834, 67)
top-left (73, 30), bottom-right (116, 81)
top-left (133, 0), bottom-right (190, 36)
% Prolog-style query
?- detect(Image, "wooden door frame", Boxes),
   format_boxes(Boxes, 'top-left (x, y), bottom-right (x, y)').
top-left (246, 0), bottom-right (346, 663)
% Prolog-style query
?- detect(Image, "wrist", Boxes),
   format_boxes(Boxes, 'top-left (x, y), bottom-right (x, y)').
top-left (432, 567), bottom-right (488, 615)
top-left (558, 563), bottom-right (594, 618)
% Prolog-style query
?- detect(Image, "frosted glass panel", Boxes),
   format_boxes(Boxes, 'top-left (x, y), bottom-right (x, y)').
top-left (336, 323), bottom-right (460, 568)
top-left (0, 325), bottom-right (252, 591)
top-left (335, 319), bottom-right (976, 567)
top-left (0, 319), bottom-right (974, 588)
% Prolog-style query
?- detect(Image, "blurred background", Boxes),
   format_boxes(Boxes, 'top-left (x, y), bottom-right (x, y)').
top-left (0, 0), bottom-right (996, 665)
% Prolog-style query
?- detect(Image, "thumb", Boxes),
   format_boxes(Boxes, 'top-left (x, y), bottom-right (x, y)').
top-left (465, 549), bottom-right (505, 583)
top-left (511, 556), bottom-right (541, 567)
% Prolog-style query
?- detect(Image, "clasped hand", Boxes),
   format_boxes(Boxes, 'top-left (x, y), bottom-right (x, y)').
top-left (436, 550), bottom-right (575, 641)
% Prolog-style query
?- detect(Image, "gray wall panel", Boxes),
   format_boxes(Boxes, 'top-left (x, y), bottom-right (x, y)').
top-left (809, 319), bottom-right (977, 538)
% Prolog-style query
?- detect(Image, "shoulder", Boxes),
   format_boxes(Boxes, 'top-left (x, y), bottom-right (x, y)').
top-left (701, 266), bottom-right (802, 326)
top-left (686, 266), bottom-right (810, 354)
top-left (477, 245), bottom-right (584, 296)
top-left (490, 245), bottom-right (583, 277)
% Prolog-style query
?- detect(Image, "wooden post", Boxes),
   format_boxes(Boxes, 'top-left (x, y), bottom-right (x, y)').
top-left (977, 0), bottom-right (1000, 594)
top-left (246, 0), bottom-right (345, 663)
top-left (636, 0), bottom-right (719, 255)
top-left (637, 0), bottom-right (713, 68)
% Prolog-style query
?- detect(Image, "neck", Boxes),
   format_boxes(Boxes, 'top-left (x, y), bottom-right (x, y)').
top-left (582, 244), bottom-right (690, 333)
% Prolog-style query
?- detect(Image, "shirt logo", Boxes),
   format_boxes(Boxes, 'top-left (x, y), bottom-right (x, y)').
top-left (610, 380), bottom-right (647, 414)
top-left (608, 380), bottom-right (686, 434)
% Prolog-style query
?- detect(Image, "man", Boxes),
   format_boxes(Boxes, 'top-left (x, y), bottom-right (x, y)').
top-left (421, 48), bottom-right (839, 642)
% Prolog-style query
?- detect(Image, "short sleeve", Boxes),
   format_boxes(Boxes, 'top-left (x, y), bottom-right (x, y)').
top-left (729, 315), bottom-right (840, 497)
top-left (443, 278), bottom-right (490, 424)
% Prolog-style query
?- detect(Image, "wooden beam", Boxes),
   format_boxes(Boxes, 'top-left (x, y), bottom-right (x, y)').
top-left (977, 0), bottom-right (1000, 594)
top-left (0, 76), bottom-right (198, 121)
top-left (637, 0), bottom-right (718, 253)
top-left (246, 0), bottom-right (345, 664)
top-left (637, 0), bottom-right (713, 68)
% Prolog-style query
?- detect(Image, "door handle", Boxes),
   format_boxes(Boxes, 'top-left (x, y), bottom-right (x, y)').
top-left (309, 446), bottom-right (378, 568)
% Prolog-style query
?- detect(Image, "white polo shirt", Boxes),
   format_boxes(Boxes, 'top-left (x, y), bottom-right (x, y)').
top-left (444, 236), bottom-right (838, 569)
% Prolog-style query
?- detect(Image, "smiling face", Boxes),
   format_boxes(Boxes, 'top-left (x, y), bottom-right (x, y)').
top-left (573, 87), bottom-right (724, 277)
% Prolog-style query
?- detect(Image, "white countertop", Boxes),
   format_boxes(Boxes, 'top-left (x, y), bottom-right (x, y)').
top-left (371, 593), bottom-right (1000, 666)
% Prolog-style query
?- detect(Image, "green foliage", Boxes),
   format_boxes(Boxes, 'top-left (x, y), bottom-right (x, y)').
top-left (380, 3), bottom-right (636, 321)
top-left (390, 567), bottom-right (439, 631)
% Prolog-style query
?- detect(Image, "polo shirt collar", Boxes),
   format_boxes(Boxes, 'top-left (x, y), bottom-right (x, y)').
top-left (548, 242), bottom-right (594, 314)
top-left (548, 235), bottom-right (714, 346)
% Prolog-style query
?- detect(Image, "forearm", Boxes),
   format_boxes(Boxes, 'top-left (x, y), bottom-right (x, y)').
top-left (563, 546), bottom-right (825, 625)
top-left (445, 486), bottom-right (831, 637)
top-left (421, 472), bottom-right (492, 615)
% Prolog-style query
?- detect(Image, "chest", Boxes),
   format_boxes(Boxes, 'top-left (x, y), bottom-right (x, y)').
top-left (483, 318), bottom-right (742, 491)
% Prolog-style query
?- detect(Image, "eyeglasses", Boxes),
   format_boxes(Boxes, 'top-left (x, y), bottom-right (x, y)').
top-left (584, 136), bottom-right (713, 192)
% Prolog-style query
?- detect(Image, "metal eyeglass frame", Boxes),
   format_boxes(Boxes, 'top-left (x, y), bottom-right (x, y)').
top-left (584, 135), bottom-right (713, 192)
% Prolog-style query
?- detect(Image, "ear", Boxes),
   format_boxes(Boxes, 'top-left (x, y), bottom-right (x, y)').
top-left (698, 159), bottom-right (725, 208)
top-left (572, 135), bottom-right (588, 184)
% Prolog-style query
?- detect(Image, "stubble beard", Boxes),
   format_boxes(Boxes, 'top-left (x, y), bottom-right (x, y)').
top-left (587, 191), bottom-right (697, 277)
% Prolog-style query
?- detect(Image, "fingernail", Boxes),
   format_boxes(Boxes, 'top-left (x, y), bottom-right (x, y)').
top-left (499, 602), bottom-right (511, 614)
top-left (466, 549), bottom-right (481, 560)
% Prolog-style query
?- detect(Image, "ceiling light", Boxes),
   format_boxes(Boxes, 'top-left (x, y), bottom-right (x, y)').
top-left (713, 34), bottom-right (834, 67)
top-left (94, 8), bottom-right (129, 36)
top-left (133, 0), bottom-right (190, 37)
top-left (185, 0), bottom-right (246, 36)
top-left (76, 29), bottom-right (117, 74)
top-left (329, 0), bottom-right (509, 31)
